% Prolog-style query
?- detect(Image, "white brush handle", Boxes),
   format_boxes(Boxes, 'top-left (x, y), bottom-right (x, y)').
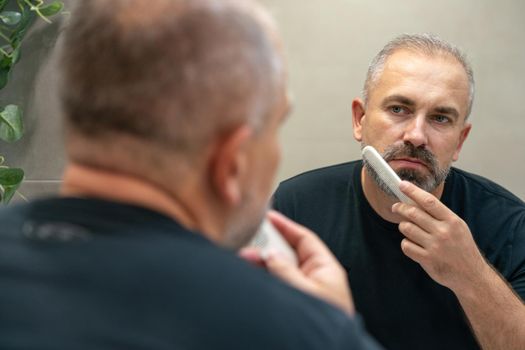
top-left (250, 219), bottom-right (298, 266)
top-left (362, 146), bottom-right (415, 205)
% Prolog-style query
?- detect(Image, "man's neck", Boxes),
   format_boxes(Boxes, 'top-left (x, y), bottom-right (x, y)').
top-left (60, 163), bottom-right (222, 242)
top-left (360, 168), bottom-right (444, 223)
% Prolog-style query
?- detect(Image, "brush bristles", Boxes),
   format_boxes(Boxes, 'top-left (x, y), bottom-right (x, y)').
top-left (362, 146), bottom-right (414, 204)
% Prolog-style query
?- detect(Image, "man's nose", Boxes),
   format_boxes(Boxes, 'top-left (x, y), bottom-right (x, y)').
top-left (402, 115), bottom-right (428, 148)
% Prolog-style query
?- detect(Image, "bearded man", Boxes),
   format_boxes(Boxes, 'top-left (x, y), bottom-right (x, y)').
top-left (273, 34), bottom-right (525, 350)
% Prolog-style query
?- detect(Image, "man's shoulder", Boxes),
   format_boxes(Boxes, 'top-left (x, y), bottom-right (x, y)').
top-left (277, 161), bottom-right (360, 194)
top-left (0, 198), bottom-right (376, 350)
top-left (0, 201), bottom-right (32, 239)
top-left (447, 168), bottom-right (525, 266)
top-left (449, 167), bottom-right (524, 206)
top-left (272, 161), bottom-right (361, 222)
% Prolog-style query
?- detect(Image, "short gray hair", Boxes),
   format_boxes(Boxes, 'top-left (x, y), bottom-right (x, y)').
top-left (363, 33), bottom-right (475, 118)
top-left (60, 0), bottom-right (284, 155)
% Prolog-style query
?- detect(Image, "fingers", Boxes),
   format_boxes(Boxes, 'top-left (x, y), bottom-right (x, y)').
top-left (392, 201), bottom-right (435, 233)
top-left (394, 181), bottom-right (455, 239)
top-left (265, 250), bottom-right (312, 292)
top-left (267, 210), bottom-right (309, 248)
top-left (267, 210), bottom-right (333, 262)
top-left (398, 181), bottom-right (450, 221)
top-left (238, 247), bottom-right (266, 268)
top-left (266, 249), bottom-right (354, 315)
top-left (400, 238), bottom-right (427, 264)
top-left (397, 220), bottom-right (431, 248)
top-left (266, 211), bottom-right (354, 315)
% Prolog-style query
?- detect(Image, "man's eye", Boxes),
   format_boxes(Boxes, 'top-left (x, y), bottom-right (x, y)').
top-left (433, 115), bottom-right (450, 124)
top-left (390, 106), bottom-right (405, 114)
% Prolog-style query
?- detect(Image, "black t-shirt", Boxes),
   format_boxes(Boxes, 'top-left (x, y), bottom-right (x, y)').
top-left (0, 197), bottom-right (383, 350)
top-left (273, 160), bottom-right (525, 350)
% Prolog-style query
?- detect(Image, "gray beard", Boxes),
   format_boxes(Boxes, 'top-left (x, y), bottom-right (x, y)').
top-left (221, 201), bottom-right (268, 250)
top-left (362, 142), bottom-right (450, 198)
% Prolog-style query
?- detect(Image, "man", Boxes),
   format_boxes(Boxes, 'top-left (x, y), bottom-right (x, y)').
top-left (0, 0), bottom-right (384, 349)
top-left (273, 34), bottom-right (525, 350)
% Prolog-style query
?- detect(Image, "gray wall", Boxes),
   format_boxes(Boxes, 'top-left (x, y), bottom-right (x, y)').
top-left (1, 12), bottom-right (66, 202)
top-left (3, 0), bottom-right (525, 203)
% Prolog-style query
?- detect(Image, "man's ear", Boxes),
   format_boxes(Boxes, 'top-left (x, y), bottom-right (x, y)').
top-left (352, 98), bottom-right (366, 142)
top-left (452, 122), bottom-right (472, 162)
top-left (208, 124), bottom-right (253, 206)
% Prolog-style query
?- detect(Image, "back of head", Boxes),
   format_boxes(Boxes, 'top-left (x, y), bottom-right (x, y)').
top-left (60, 0), bottom-right (284, 170)
top-left (363, 33), bottom-right (475, 118)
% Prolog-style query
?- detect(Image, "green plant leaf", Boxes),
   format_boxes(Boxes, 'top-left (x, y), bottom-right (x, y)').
top-left (39, 1), bottom-right (64, 17)
top-left (0, 65), bottom-right (8, 88)
top-left (0, 48), bottom-right (13, 88)
top-left (0, 167), bottom-right (24, 186)
top-left (1, 183), bottom-right (21, 203)
top-left (10, 45), bottom-right (20, 63)
top-left (0, 48), bottom-right (11, 64)
top-left (0, 0), bottom-right (7, 12)
top-left (0, 104), bottom-right (23, 142)
top-left (0, 167), bottom-right (24, 203)
top-left (9, 8), bottom-right (36, 46)
top-left (0, 49), bottom-right (11, 67)
top-left (0, 11), bottom-right (22, 25)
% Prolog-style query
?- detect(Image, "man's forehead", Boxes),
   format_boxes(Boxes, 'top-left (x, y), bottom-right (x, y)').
top-left (383, 49), bottom-right (462, 73)
top-left (371, 50), bottom-right (470, 110)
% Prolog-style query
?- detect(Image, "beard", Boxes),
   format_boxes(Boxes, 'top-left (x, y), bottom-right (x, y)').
top-left (221, 193), bottom-right (268, 250)
top-left (362, 142), bottom-right (450, 198)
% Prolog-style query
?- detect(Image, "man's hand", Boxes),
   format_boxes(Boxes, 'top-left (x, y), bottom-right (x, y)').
top-left (240, 210), bottom-right (354, 315)
top-left (392, 180), bottom-right (489, 292)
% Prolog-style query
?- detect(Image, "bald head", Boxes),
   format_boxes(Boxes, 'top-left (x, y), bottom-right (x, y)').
top-left (60, 0), bottom-right (285, 165)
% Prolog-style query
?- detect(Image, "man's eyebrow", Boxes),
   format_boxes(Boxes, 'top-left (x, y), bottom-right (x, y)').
top-left (381, 95), bottom-right (460, 120)
top-left (434, 106), bottom-right (459, 120)
top-left (381, 95), bottom-right (416, 107)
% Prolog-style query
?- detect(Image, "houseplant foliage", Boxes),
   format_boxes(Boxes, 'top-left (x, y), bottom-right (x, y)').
top-left (0, 0), bottom-right (63, 203)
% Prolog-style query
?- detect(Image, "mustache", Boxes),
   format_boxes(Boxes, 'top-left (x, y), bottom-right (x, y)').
top-left (382, 143), bottom-right (438, 172)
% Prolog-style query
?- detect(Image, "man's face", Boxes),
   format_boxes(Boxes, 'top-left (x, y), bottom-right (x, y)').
top-left (354, 49), bottom-right (472, 195)
top-left (223, 86), bottom-right (290, 249)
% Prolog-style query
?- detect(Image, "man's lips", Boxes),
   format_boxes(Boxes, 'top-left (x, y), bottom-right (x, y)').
top-left (389, 157), bottom-right (429, 170)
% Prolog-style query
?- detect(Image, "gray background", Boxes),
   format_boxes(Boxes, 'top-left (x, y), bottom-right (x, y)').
top-left (2, 0), bottom-right (525, 203)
